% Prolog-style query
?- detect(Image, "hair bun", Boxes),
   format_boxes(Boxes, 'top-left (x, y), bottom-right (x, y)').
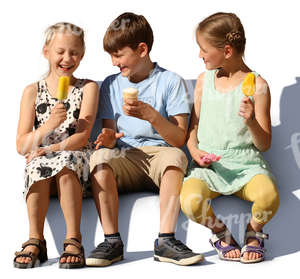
top-left (226, 31), bottom-right (242, 43)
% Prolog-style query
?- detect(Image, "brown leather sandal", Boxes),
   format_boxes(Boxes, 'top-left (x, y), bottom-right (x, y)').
top-left (14, 238), bottom-right (48, 268)
top-left (59, 238), bottom-right (85, 269)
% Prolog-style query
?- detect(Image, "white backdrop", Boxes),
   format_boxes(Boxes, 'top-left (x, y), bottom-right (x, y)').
top-left (1, 0), bottom-right (299, 277)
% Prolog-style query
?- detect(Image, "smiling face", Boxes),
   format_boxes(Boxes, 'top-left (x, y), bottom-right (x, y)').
top-left (110, 44), bottom-right (147, 80)
top-left (196, 32), bottom-right (226, 70)
top-left (43, 32), bottom-right (84, 77)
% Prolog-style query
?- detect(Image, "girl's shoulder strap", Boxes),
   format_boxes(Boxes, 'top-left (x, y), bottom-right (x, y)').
top-left (251, 71), bottom-right (260, 78)
top-left (73, 78), bottom-right (86, 91)
top-left (36, 79), bottom-right (46, 99)
top-left (203, 69), bottom-right (217, 92)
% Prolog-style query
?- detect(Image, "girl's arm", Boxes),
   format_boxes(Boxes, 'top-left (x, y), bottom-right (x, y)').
top-left (49, 81), bottom-right (99, 152)
top-left (239, 76), bottom-right (272, 152)
top-left (186, 73), bottom-right (210, 166)
top-left (16, 83), bottom-right (55, 155)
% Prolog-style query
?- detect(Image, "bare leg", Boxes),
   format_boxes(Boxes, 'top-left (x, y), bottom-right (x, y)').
top-left (16, 178), bottom-right (52, 264)
top-left (56, 167), bottom-right (82, 264)
top-left (91, 164), bottom-right (119, 234)
top-left (159, 166), bottom-right (183, 234)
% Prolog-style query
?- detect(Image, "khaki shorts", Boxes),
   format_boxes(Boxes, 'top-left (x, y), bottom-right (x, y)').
top-left (89, 146), bottom-right (188, 192)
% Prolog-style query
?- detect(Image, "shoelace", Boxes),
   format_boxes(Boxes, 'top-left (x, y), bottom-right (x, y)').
top-left (166, 238), bottom-right (192, 252)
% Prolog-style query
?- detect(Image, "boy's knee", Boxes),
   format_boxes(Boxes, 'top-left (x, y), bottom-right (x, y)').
top-left (90, 148), bottom-right (121, 173)
top-left (161, 148), bottom-right (188, 173)
top-left (92, 163), bottom-right (114, 178)
top-left (172, 148), bottom-right (188, 167)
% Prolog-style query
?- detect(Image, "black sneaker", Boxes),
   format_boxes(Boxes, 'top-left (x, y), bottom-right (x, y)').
top-left (154, 238), bottom-right (204, 266)
top-left (85, 239), bottom-right (123, 267)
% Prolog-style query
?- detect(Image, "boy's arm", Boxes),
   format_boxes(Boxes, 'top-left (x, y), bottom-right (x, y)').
top-left (123, 75), bottom-right (190, 147)
top-left (123, 98), bottom-right (188, 147)
top-left (93, 119), bottom-right (123, 149)
top-left (150, 112), bottom-right (188, 147)
top-left (93, 78), bottom-right (123, 149)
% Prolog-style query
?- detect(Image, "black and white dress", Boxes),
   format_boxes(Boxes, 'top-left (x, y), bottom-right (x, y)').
top-left (23, 79), bottom-right (92, 198)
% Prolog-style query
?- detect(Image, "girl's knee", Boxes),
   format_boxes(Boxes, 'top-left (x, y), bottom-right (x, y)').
top-left (252, 178), bottom-right (280, 223)
top-left (56, 167), bottom-right (77, 184)
top-left (180, 178), bottom-right (211, 222)
top-left (258, 181), bottom-right (280, 210)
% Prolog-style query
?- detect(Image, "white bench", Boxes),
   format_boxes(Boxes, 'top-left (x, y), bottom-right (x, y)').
top-left (45, 79), bottom-right (300, 261)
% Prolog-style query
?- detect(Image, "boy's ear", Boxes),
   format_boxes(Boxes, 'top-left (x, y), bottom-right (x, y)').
top-left (224, 44), bottom-right (233, 59)
top-left (137, 42), bottom-right (149, 58)
top-left (80, 51), bottom-right (85, 60)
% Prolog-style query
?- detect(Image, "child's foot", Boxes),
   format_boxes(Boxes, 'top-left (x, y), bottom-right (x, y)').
top-left (210, 228), bottom-right (241, 261)
top-left (240, 230), bottom-right (268, 264)
top-left (59, 238), bottom-right (85, 269)
top-left (154, 237), bottom-right (204, 265)
top-left (60, 243), bottom-right (82, 264)
top-left (241, 237), bottom-right (262, 261)
top-left (219, 239), bottom-right (241, 259)
top-left (86, 239), bottom-right (124, 267)
top-left (15, 245), bottom-right (40, 264)
top-left (14, 238), bottom-right (48, 268)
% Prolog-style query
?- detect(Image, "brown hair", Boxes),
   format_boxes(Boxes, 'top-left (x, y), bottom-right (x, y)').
top-left (197, 12), bottom-right (246, 55)
top-left (103, 12), bottom-right (154, 54)
top-left (44, 22), bottom-right (85, 53)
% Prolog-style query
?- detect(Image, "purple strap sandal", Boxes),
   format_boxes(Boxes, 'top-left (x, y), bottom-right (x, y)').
top-left (240, 230), bottom-right (269, 264)
top-left (209, 229), bottom-right (241, 262)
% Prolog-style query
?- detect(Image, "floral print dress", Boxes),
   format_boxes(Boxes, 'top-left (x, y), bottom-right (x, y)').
top-left (23, 79), bottom-right (92, 198)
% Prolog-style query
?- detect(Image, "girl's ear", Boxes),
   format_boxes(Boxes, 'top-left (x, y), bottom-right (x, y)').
top-left (137, 42), bottom-right (149, 58)
top-left (43, 45), bottom-right (49, 59)
top-left (224, 44), bottom-right (233, 59)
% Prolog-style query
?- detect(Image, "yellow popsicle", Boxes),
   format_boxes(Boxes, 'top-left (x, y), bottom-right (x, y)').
top-left (57, 76), bottom-right (70, 101)
top-left (241, 73), bottom-right (256, 96)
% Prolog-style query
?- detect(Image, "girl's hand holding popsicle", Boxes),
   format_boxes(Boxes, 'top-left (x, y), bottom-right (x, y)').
top-left (45, 103), bottom-right (67, 130)
top-left (45, 77), bottom-right (69, 130)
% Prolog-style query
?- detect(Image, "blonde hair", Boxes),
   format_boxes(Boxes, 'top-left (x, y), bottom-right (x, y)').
top-left (42, 22), bottom-right (85, 78)
top-left (197, 12), bottom-right (246, 55)
top-left (44, 22), bottom-right (85, 51)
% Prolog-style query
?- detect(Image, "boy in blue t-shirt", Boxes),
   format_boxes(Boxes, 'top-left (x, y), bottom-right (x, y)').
top-left (86, 12), bottom-right (204, 267)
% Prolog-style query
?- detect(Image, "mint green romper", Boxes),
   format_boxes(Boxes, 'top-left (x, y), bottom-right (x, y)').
top-left (185, 70), bottom-right (275, 195)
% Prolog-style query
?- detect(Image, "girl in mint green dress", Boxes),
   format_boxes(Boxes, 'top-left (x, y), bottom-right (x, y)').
top-left (180, 12), bottom-right (280, 264)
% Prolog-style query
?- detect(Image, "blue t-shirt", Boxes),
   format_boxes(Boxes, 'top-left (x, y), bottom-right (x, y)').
top-left (98, 63), bottom-right (190, 148)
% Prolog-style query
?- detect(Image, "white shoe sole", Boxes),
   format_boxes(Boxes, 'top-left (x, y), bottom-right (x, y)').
top-left (86, 255), bottom-right (123, 267)
top-left (154, 254), bottom-right (204, 266)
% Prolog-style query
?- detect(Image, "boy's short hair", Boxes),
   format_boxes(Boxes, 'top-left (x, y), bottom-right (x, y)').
top-left (103, 12), bottom-right (154, 54)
